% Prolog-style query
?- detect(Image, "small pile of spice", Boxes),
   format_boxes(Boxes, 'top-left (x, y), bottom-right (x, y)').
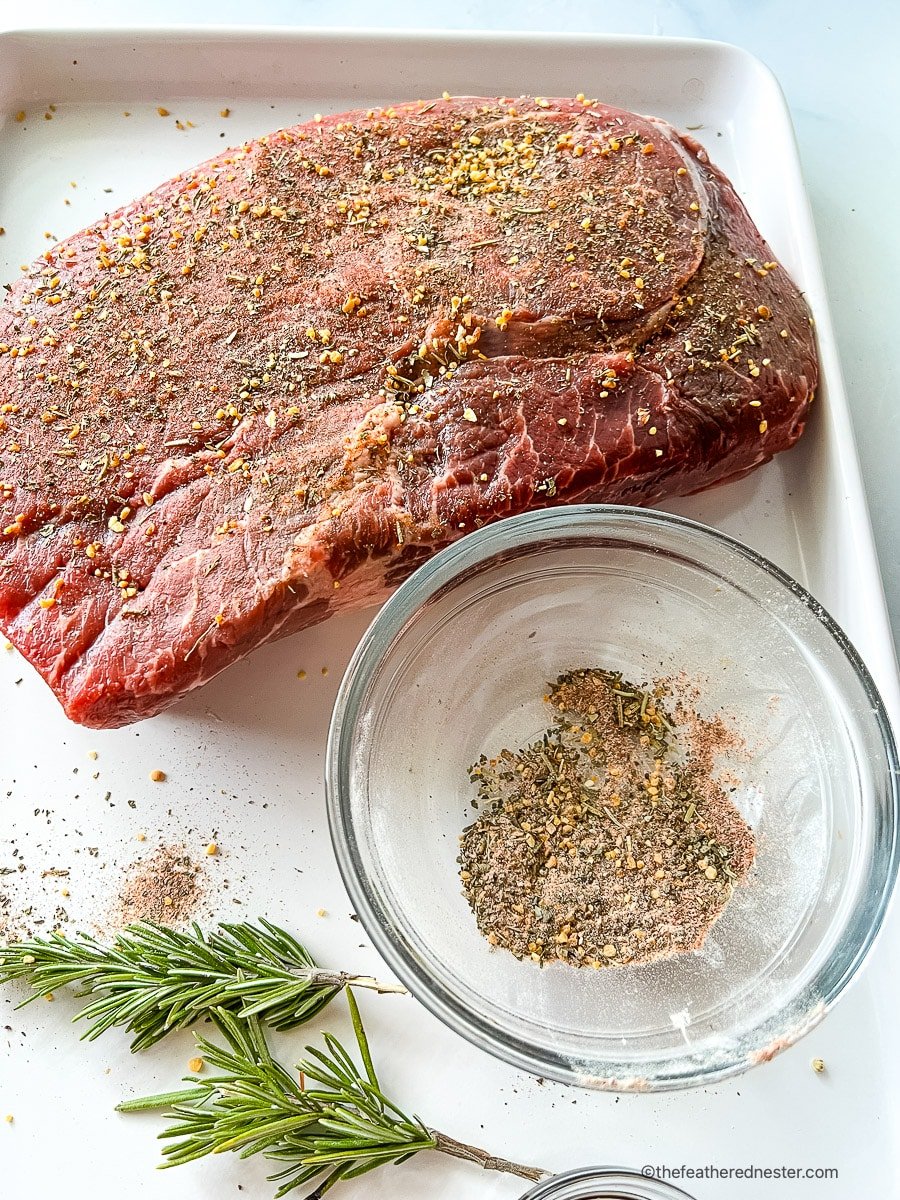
top-left (117, 845), bottom-right (203, 926)
top-left (458, 668), bottom-right (755, 968)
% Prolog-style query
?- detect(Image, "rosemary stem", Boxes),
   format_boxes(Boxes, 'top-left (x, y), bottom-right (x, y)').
top-left (429, 1129), bottom-right (550, 1182)
top-left (308, 970), bottom-right (407, 995)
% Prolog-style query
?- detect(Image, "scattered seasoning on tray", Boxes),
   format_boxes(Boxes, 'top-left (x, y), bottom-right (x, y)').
top-left (458, 668), bottom-right (755, 968)
top-left (0, 890), bottom-right (12, 941)
top-left (117, 845), bottom-right (203, 926)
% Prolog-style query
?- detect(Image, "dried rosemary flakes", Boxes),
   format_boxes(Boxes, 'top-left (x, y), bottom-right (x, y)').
top-left (458, 668), bottom-right (755, 968)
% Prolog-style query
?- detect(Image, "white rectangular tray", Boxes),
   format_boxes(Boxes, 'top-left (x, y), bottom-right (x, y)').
top-left (0, 28), bottom-right (897, 1200)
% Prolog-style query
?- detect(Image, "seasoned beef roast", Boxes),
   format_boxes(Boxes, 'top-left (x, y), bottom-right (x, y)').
top-left (0, 96), bottom-right (817, 727)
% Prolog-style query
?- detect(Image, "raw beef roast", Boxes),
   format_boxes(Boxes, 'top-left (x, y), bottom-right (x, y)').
top-left (0, 97), bottom-right (817, 727)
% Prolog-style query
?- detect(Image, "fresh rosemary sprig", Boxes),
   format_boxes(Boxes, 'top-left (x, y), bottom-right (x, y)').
top-left (0, 919), bottom-right (404, 1051)
top-left (118, 990), bottom-right (547, 1197)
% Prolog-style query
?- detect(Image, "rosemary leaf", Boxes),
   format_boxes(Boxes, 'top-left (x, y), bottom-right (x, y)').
top-left (116, 1087), bottom-right (207, 1112)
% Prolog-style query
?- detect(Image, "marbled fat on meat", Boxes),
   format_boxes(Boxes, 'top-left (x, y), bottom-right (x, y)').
top-left (0, 97), bottom-right (818, 726)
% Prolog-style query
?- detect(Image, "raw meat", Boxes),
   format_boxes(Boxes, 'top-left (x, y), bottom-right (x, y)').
top-left (0, 96), bottom-right (818, 726)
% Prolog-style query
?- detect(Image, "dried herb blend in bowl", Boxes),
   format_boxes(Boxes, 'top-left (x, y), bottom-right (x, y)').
top-left (458, 669), bottom-right (755, 968)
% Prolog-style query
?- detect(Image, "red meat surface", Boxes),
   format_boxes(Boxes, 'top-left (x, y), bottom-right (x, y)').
top-left (0, 96), bottom-right (817, 726)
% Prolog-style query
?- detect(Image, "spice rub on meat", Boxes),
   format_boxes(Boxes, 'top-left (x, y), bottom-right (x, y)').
top-left (0, 96), bottom-right (818, 727)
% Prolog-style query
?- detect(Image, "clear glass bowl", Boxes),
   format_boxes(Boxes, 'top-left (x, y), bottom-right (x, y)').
top-left (521, 1167), bottom-right (695, 1199)
top-left (326, 506), bottom-right (900, 1090)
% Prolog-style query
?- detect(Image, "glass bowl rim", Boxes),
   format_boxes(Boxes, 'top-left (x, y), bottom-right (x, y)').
top-left (325, 504), bottom-right (900, 1090)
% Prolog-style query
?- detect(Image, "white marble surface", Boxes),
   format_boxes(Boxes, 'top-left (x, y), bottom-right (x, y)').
top-left (8, 0), bottom-right (900, 652)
